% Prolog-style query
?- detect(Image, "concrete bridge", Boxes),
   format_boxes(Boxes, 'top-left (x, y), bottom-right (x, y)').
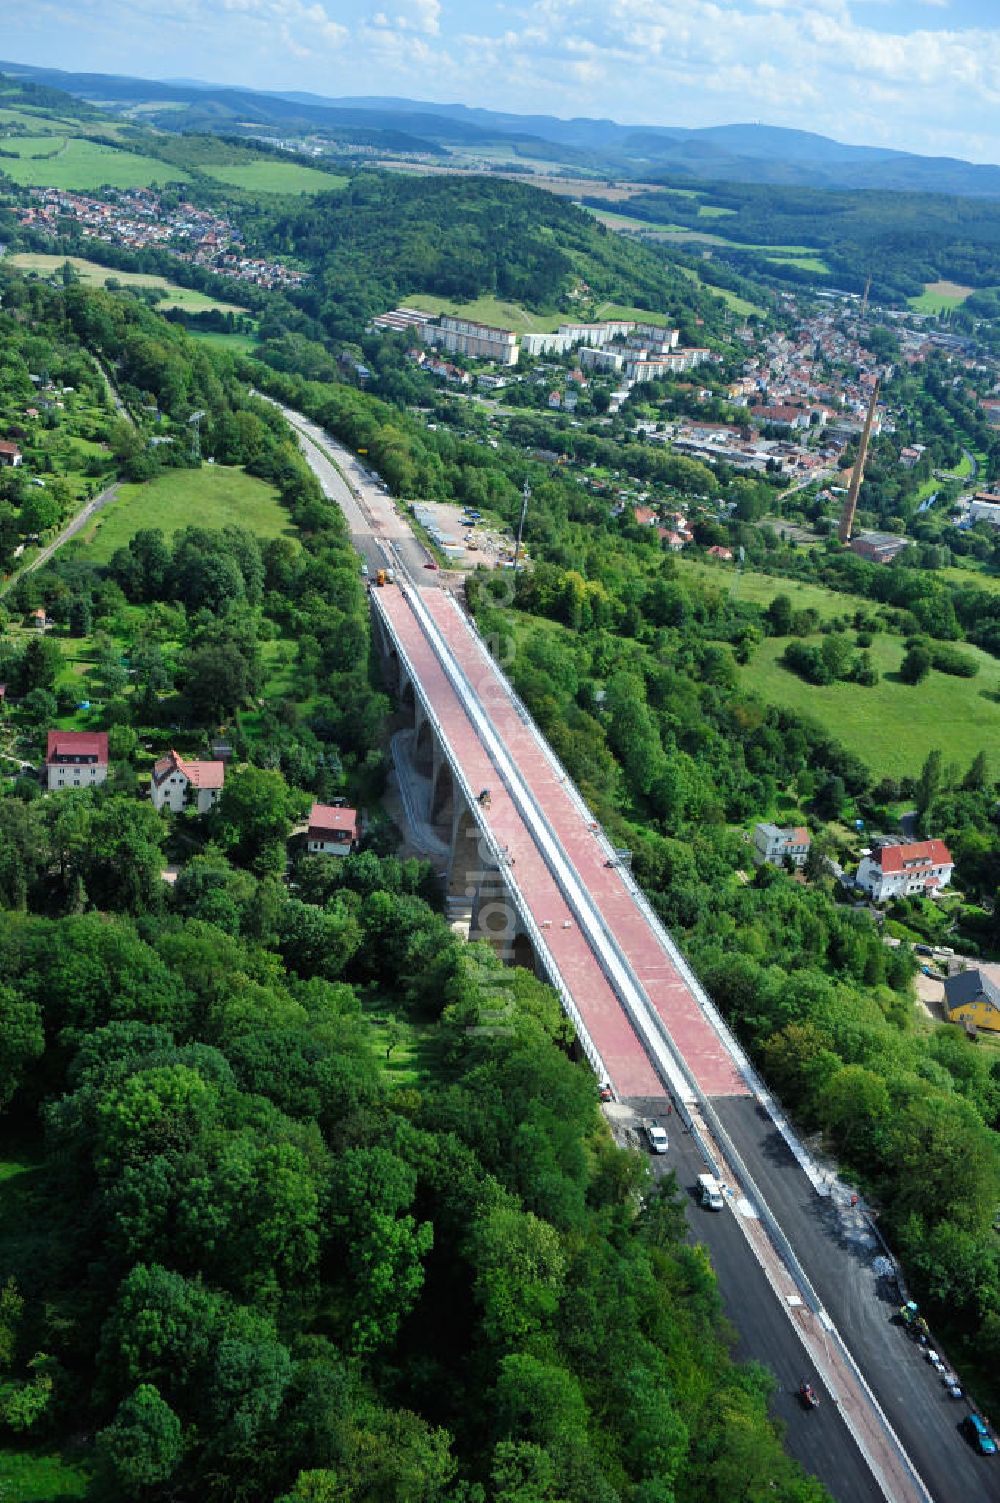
top-left (280, 401), bottom-right (1000, 1503)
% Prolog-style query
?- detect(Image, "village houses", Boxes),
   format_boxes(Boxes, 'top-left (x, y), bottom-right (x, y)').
top-left (46, 730), bottom-right (109, 791)
top-left (150, 749), bottom-right (225, 814)
top-left (752, 822), bottom-right (811, 869)
top-left (307, 803), bottom-right (360, 856)
top-left (855, 838), bottom-right (954, 902)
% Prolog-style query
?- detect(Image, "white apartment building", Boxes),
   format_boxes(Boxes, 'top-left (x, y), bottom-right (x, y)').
top-left (428, 315), bottom-right (519, 366)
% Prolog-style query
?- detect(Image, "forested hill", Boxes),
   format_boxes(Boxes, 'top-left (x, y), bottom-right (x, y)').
top-left (258, 174), bottom-right (729, 341)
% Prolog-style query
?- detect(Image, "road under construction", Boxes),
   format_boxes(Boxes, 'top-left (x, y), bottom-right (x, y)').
top-left (280, 401), bottom-right (999, 1503)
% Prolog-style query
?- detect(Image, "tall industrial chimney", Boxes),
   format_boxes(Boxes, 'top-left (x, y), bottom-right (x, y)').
top-left (838, 378), bottom-right (880, 544)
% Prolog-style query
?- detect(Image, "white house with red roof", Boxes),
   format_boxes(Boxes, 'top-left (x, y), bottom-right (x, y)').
top-left (46, 730), bottom-right (109, 790)
top-left (307, 803), bottom-right (359, 856)
top-left (856, 839), bottom-right (953, 902)
top-left (151, 749), bottom-right (225, 814)
top-left (0, 441), bottom-right (22, 468)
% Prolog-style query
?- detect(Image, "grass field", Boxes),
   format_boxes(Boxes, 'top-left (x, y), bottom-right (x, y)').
top-left (697, 204), bottom-right (736, 219)
top-left (399, 291), bottom-right (567, 333)
top-left (739, 632), bottom-right (1000, 779)
top-left (76, 465), bottom-right (291, 560)
top-left (765, 254), bottom-right (831, 274)
top-left (0, 1448), bottom-right (91, 1502)
top-left (909, 280), bottom-right (976, 314)
top-left (187, 329), bottom-right (259, 353)
top-left (0, 137), bottom-right (189, 189)
top-left (6, 253), bottom-right (247, 314)
top-left (677, 558), bottom-right (857, 620)
top-left (674, 266), bottom-right (764, 318)
top-left (200, 161), bottom-right (346, 194)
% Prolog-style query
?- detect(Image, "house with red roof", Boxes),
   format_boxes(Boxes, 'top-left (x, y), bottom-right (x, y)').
top-left (0, 441), bottom-right (22, 468)
top-left (856, 839), bottom-right (953, 902)
top-left (151, 749), bottom-right (225, 814)
top-left (307, 803), bottom-right (359, 857)
top-left (46, 730), bottom-right (109, 791)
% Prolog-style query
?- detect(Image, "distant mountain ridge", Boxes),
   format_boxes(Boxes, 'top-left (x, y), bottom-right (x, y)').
top-left (4, 57), bottom-right (1000, 196)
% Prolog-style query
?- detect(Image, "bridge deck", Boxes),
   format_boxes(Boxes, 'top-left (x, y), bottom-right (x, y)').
top-left (419, 589), bottom-right (748, 1100)
top-left (379, 585), bottom-right (662, 1098)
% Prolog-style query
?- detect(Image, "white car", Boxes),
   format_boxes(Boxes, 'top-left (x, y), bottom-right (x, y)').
top-left (645, 1121), bottom-right (669, 1154)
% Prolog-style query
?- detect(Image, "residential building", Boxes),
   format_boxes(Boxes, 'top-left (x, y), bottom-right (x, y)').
top-left (855, 839), bottom-right (953, 902)
top-left (151, 748), bottom-right (225, 814)
top-left (0, 441), bottom-right (22, 467)
top-left (307, 803), bottom-right (359, 856)
top-left (429, 315), bottom-right (519, 366)
top-left (944, 969), bottom-right (1000, 1033)
top-left (753, 822), bottom-right (811, 868)
top-left (969, 494), bottom-right (1000, 528)
top-left (46, 730), bottom-right (109, 791)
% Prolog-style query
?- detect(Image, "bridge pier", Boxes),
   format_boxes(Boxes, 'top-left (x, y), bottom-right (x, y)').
top-left (373, 592), bottom-right (538, 972)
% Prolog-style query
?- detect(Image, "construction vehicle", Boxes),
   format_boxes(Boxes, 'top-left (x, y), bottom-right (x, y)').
top-left (375, 569), bottom-right (386, 587)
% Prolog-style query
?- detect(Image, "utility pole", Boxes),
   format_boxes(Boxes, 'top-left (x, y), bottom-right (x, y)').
top-left (513, 479), bottom-right (530, 574)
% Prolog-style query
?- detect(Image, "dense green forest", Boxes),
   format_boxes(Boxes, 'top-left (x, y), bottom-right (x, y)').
top-left (0, 277), bottom-right (835, 1501)
top-left (583, 180), bottom-right (1000, 303)
top-left (253, 174), bottom-right (734, 341)
top-left (243, 359), bottom-right (1000, 1406)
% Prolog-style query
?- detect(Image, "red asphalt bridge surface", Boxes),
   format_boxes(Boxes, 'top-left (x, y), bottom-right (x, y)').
top-left (381, 584), bottom-right (747, 1102)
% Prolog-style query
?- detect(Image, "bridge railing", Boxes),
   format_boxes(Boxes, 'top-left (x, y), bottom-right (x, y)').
top-left (371, 591), bottom-right (610, 1087)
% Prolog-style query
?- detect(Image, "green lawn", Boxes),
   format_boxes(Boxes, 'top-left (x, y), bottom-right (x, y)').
top-left (187, 330), bottom-right (259, 354)
top-left (75, 466), bottom-right (292, 561)
top-left (0, 137), bottom-right (189, 189)
top-left (199, 161), bottom-right (346, 194)
top-left (399, 291), bottom-right (566, 333)
top-left (6, 254), bottom-right (247, 314)
top-left (0, 1448), bottom-right (91, 1501)
top-left (908, 280), bottom-right (977, 314)
top-left (673, 266), bottom-right (764, 318)
top-left (739, 632), bottom-right (1000, 779)
top-left (677, 558), bottom-right (857, 620)
top-left (765, 254), bottom-right (831, 274)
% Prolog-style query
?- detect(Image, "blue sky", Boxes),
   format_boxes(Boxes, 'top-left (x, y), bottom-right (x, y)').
top-left (5, 0), bottom-right (1000, 162)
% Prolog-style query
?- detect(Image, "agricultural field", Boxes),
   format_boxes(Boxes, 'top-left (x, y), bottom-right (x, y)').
top-left (6, 253), bottom-right (248, 314)
top-left (739, 631), bottom-right (1000, 780)
top-left (909, 280), bottom-right (976, 314)
top-left (0, 137), bottom-right (189, 189)
top-left (74, 465), bottom-right (292, 561)
top-left (199, 161), bottom-right (346, 195)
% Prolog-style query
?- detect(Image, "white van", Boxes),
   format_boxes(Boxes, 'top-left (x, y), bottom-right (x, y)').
top-left (697, 1173), bottom-right (725, 1211)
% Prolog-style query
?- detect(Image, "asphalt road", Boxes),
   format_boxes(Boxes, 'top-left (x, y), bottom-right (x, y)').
top-left (628, 1102), bottom-right (884, 1503)
top-left (279, 407), bottom-right (437, 580)
top-left (0, 480), bottom-right (121, 600)
top-left (714, 1097), bottom-right (1000, 1503)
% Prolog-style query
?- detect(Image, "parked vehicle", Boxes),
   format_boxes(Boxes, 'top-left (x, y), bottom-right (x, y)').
top-left (645, 1120), bottom-right (668, 1154)
top-left (696, 1173), bottom-right (725, 1211)
top-left (962, 1414), bottom-right (997, 1456)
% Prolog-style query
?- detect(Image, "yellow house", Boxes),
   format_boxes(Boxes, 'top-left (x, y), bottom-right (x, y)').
top-left (944, 970), bottom-right (1000, 1034)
